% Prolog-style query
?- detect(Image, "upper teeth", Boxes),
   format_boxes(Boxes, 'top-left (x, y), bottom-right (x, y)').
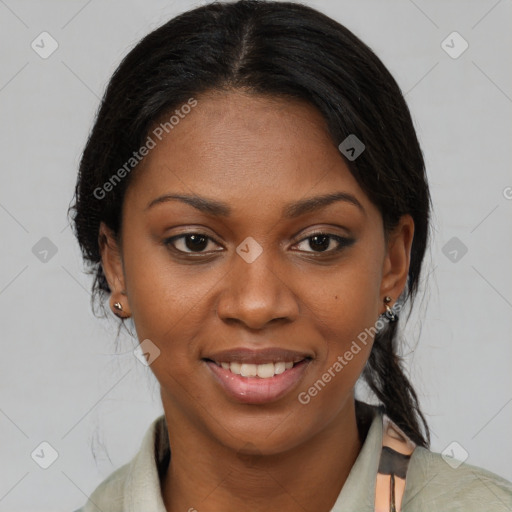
top-left (218, 361), bottom-right (295, 378)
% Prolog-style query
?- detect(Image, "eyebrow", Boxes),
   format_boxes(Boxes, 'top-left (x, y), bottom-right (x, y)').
top-left (145, 191), bottom-right (365, 218)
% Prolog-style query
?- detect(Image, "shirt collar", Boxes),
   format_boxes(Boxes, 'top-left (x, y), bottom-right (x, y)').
top-left (124, 406), bottom-right (383, 512)
top-left (123, 414), bottom-right (169, 512)
top-left (330, 407), bottom-right (383, 511)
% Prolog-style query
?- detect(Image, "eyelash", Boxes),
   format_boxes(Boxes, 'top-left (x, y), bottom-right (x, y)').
top-left (163, 231), bottom-right (355, 256)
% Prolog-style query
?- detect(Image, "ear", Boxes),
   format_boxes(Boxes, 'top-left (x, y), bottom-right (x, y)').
top-left (98, 221), bottom-right (131, 318)
top-left (379, 214), bottom-right (414, 313)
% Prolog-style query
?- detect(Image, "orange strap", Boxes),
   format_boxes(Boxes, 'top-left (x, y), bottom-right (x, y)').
top-left (374, 415), bottom-right (416, 512)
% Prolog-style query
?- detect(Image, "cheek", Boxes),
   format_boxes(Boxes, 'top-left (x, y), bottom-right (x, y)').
top-left (295, 283), bottom-right (378, 427)
top-left (307, 250), bottom-right (383, 341)
top-left (301, 248), bottom-right (383, 392)
top-left (121, 234), bottom-right (202, 348)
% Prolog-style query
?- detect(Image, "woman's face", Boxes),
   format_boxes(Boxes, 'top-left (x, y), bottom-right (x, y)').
top-left (100, 90), bottom-right (413, 455)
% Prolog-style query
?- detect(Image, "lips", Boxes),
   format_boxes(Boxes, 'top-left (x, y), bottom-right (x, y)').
top-left (204, 347), bottom-right (312, 365)
top-left (203, 347), bottom-right (312, 404)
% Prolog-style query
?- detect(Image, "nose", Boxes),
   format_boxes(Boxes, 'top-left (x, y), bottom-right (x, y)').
top-left (215, 248), bottom-right (300, 330)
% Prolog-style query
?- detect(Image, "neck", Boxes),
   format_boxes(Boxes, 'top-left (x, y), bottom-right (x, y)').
top-left (161, 399), bottom-right (366, 512)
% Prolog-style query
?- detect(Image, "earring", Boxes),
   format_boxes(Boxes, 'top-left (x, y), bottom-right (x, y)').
top-left (112, 301), bottom-right (128, 318)
top-left (383, 296), bottom-right (397, 322)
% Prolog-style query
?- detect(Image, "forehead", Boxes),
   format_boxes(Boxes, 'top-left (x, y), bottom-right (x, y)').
top-left (124, 90), bottom-right (372, 216)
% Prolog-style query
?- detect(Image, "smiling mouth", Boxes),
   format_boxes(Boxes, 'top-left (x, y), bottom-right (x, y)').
top-left (202, 347), bottom-right (313, 404)
top-left (204, 357), bottom-right (312, 404)
top-left (204, 359), bottom-right (309, 379)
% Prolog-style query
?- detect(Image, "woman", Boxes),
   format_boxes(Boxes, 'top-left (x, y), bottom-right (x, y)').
top-left (70, 1), bottom-right (512, 511)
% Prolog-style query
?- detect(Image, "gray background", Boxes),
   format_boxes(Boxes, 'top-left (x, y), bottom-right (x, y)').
top-left (0, 0), bottom-right (511, 510)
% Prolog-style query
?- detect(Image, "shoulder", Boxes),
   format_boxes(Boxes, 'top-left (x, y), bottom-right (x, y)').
top-left (403, 446), bottom-right (512, 511)
top-left (72, 414), bottom-right (169, 512)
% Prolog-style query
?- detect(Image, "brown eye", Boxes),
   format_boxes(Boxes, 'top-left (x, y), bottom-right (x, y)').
top-left (164, 233), bottom-right (222, 254)
top-left (294, 233), bottom-right (355, 254)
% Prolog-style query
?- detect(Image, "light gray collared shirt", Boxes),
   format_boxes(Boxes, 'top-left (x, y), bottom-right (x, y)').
top-left (74, 409), bottom-right (512, 512)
